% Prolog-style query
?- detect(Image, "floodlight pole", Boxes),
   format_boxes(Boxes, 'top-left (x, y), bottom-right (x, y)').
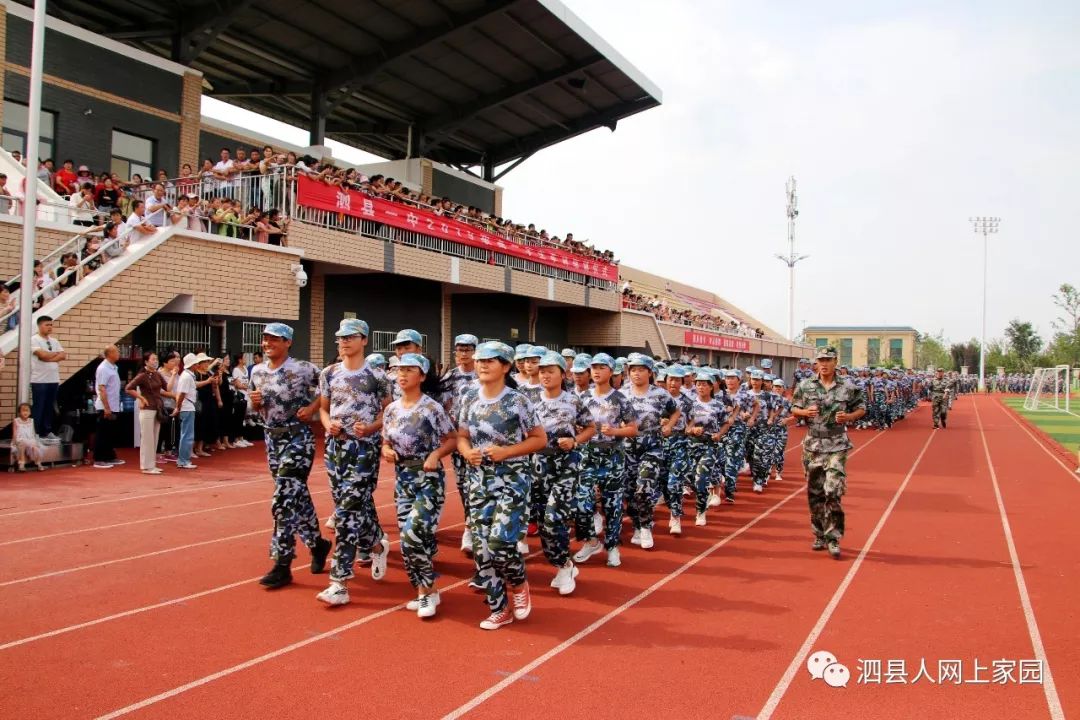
top-left (16, 0), bottom-right (48, 406)
top-left (969, 216), bottom-right (1000, 393)
top-left (776, 176), bottom-right (808, 341)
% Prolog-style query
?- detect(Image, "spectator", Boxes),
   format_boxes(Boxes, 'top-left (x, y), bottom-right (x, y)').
top-left (267, 208), bottom-right (288, 246)
top-left (30, 315), bottom-right (65, 439)
top-left (248, 351), bottom-right (263, 381)
top-left (212, 148), bottom-right (235, 197)
top-left (55, 252), bottom-right (79, 292)
top-left (0, 173), bottom-right (10, 214)
top-left (102, 221), bottom-right (129, 259)
top-left (126, 351), bottom-right (166, 474)
top-left (54, 159), bottom-right (79, 196)
top-left (31, 260), bottom-right (56, 311)
top-left (125, 200), bottom-right (157, 237)
top-left (174, 352), bottom-right (208, 470)
top-left (145, 184), bottom-right (172, 227)
top-left (75, 164), bottom-right (95, 192)
top-left (12, 402), bottom-right (45, 472)
top-left (37, 158), bottom-right (55, 188)
top-left (95, 177), bottom-right (121, 213)
top-left (93, 345), bottom-right (124, 468)
top-left (157, 350), bottom-right (181, 461)
top-left (1, 283), bottom-right (17, 330)
top-left (10, 149), bottom-right (22, 164)
top-left (69, 183), bottom-right (96, 226)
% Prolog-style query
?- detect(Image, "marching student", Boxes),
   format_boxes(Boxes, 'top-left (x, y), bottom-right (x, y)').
top-left (624, 354), bottom-right (679, 549)
top-left (687, 370), bottom-right (733, 526)
top-left (381, 353), bottom-right (457, 618)
top-left (457, 342), bottom-right (546, 630)
top-left (662, 365), bottom-right (694, 534)
top-left (573, 354), bottom-right (638, 568)
top-left (314, 318), bottom-right (392, 606)
top-left (718, 369), bottom-right (758, 505)
top-left (442, 334), bottom-right (480, 554)
top-left (769, 378), bottom-right (794, 482)
top-left (532, 352), bottom-right (595, 594)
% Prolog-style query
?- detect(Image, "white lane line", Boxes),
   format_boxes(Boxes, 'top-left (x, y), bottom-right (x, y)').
top-left (0, 478), bottom-right (267, 518)
top-left (93, 540), bottom-right (535, 720)
top-left (440, 431), bottom-right (886, 720)
top-left (995, 399), bottom-right (1080, 484)
top-left (0, 497), bottom-right (395, 587)
top-left (975, 402), bottom-right (1064, 720)
top-left (756, 428), bottom-right (936, 720)
top-left (0, 521), bottom-right (466, 652)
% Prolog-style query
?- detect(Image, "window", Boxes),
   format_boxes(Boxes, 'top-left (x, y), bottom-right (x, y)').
top-left (889, 338), bottom-right (903, 362)
top-left (867, 338), bottom-right (880, 365)
top-left (840, 338), bottom-right (853, 366)
top-left (111, 130), bottom-right (154, 182)
top-left (2, 99), bottom-right (56, 160)
top-left (371, 330), bottom-right (429, 354)
top-left (815, 337), bottom-right (828, 348)
top-left (155, 319), bottom-right (211, 357)
top-left (242, 322), bottom-right (265, 365)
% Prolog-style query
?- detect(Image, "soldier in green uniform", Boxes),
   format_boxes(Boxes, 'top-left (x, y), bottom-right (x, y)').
top-left (791, 346), bottom-right (866, 559)
top-left (929, 367), bottom-right (949, 429)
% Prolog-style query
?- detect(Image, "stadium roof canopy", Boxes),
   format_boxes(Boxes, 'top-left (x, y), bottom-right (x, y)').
top-left (26, 0), bottom-right (662, 178)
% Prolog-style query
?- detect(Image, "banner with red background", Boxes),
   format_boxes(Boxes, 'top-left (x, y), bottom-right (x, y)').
top-left (296, 176), bottom-right (618, 282)
top-left (683, 330), bottom-right (752, 352)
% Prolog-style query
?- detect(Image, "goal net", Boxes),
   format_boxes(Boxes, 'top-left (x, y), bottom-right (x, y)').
top-left (1024, 365), bottom-right (1072, 412)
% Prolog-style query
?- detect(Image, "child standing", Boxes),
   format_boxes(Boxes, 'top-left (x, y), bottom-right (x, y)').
top-left (13, 403), bottom-right (45, 471)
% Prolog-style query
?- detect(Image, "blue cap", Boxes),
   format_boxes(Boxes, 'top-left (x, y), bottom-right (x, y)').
top-left (514, 344), bottom-right (532, 361)
top-left (761, 358), bottom-right (773, 369)
top-left (694, 371), bottom-right (714, 382)
top-left (397, 353), bottom-right (430, 374)
top-left (799, 357), bottom-right (811, 363)
top-left (627, 355), bottom-right (655, 371)
top-left (666, 365), bottom-right (688, 378)
top-left (723, 369), bottom-right (740, 378)
top-left (525, 345), bottom-right (548, 359)
top-left (392, 329), bottom-right (423, 347)
top-left (561, 348), bottom-right (576, 358)
top-left (574, 353), bottom-right (593, 364)
top-left (657, 370), bottom-right (667, 381)
top-left (538, 351), bottom-right (566, 371)
top-left (751, 370), bottom-right (764, 380)
top-left (476, 341), bottom-right (514, 362)
top-left (334, 318), bottom-right (369, 337)
top-left (764, 373), bottom-right (775, 382)
top-left (454, 334), bottom-right (479, 347)
top-left (591, 353), bottom-right (615, 369)
top-left (773, 378), bottom-right (786, 387)
top-left (613, 358), bottom-right (627, 373)
top-left (262, 322), bottom-right (294, 340)
top-left (571, 360), bottom-right (590, 373)
top-left (744, 366), bottom-right (754, 374)
top-left (365, 353), bottom-right (386, 368)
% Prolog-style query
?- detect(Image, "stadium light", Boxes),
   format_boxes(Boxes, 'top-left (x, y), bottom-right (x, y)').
top-left (969, 216), bottom-right (1001, 392)
top-left (776, 176), bottom-right (808, 341)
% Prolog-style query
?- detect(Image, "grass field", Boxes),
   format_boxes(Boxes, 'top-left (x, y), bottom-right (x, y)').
top-left (1003, 396), bottom-right (1080, 452)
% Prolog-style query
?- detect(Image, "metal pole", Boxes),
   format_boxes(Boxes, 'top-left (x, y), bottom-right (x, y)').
top-left (980, 230), bottom-right (987, 392)
top-left (16, 0), bottom-right (48, 406)
top-left (776, 176), bottom-right (808, 342)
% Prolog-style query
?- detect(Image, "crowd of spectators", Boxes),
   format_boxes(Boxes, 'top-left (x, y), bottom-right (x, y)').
top-left (621, 280), bottom-right (767, 339)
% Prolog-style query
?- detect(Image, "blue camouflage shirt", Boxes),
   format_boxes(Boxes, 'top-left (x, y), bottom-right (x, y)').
top-left (440, 365), bottom-right (478, 417)
top-left (624, 384), bottom-right (677, 434)
top-left (250, 357), bottom-right (320, 428)
top-left (458, 386), bottom-right (540, 449)
top-left (534, 390), bottom-right (592, 444)
top-left (317, 363), bottom-right (388, 435)
top-left (583, 388), bottom-right (636, 443)
top-left (383, 394), bottom-right (455, 459)
top-left (688, 397), bottom-right (728, 434)
top-left (669, 390), bottom-right (695, 432)
top-left (517, 381), bottom-right (543, 406)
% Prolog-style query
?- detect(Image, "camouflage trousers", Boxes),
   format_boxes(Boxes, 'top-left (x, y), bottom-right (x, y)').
top-left (264, 426), bottom-right (320, 562)
top-left (932, 397), bottom-right (947, 427)
top-left (663, 434), bottom-right (692, 518)
top-left (325, 436), bottom-right (385, 582)
top-left (533, 449), bottom-right (582, 568)
top-left (691, 439), bottom-right (721, 514)
top-left (747, 423), bottom-right (774, 486)
top-left (394, 464), bottom-right (446, 589)
top-left (467, 459), bottom-right (531, 612)
top-left (625, 434), bottom-right (664, 531)
top-left (771, 426), bottom-right (789, 474)
top-left (720, 423), bottom-right (748, 497)
top-left (575, 445), bottom-right (626, 549)
top-left (803, 447), bottom-right (847, 542)
top-left (451, 452), bottom-right (470, 517)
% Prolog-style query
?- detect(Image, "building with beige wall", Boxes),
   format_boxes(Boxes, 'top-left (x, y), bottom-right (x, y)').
top-left (802, 326), bottom-right (918, 368)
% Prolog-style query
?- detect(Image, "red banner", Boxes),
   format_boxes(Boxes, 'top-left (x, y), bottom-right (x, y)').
top-left (683, 330), bottom-right (752, 352)
top-left (296, 176), bottom-right (618, 282)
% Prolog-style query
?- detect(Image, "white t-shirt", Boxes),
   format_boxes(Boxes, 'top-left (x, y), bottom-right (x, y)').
top-left (30, 334), bottom-right (63, 383)
top-left (144, 195), bottom-right (170, 227)
top-left (213, 159), bottom-right (235, 190)
top-left (175, 369), bottom-right (197, 412)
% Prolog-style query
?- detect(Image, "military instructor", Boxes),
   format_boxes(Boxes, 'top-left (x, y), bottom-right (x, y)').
top-left (791, 345), bottom-right (866, 559)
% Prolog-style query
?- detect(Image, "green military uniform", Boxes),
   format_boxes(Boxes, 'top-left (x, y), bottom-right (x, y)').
top-left (792, 348), bottom-right (866, 554)
top-left (929, 370), bottom-right (949, 428)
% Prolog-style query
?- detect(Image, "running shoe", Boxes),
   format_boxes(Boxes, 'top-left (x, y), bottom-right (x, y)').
top-left (417, 593), bottom-right (439, 619)
top-left (370, 537), bottom-right (390, 580)
top-left (93, 461), bottom-right (113, 469)
top-left (555, 564), bottom-right (579, 596)
top-left (669, 517), bottom-right (682, 535)
top-left (811, 538), bottom-right (827, 551)
top-left (695, 512), bottom-right (707, 527)
top-left (639, 528), bottom-right (654, 549)
top-left (511, 582), bottom-right (531, 620)
top-left (707, 491), bottom-right (721, 508)
top-left (606, 547), bottom-right (621, 567)
top-left (177, 462), bottom-right (198, 470)
top-left (460, 528), bottom-right (473, 554)
top-left (480, 607), bottom-right (514, 630)
top-left (109, 459), bottom-right (126, 466)
top-left (630, 528), bottom-right (642, 545)
top-left (316, 582), bottom-right (350, 606)
top-left (827, 541), bottom-right (841, 559)
top-left (752, 483), bottom-right (763, 493)
top-left (573, 539), bottom-right (603, 563)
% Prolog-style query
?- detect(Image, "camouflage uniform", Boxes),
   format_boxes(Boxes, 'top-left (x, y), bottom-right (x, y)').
top-left (250, 357), bottom-right (322, 562)
top-left (688, 397), bottom-right (729, 514)
top-left (624, 385), bottom-right (677, 531)
top-left (383, 394), bottom-right (456, 589)
top-left (792, 375), bottom-right (866, 544)
top-left (770, 394), bottom-right (792, 475)
top-left (663, 390), bottom-right (695, 518)
top-left (576, 388), bottom-right (635, 549)
top-left (458, 387), bottom-right (540, 612)
top-left (532, 390), bottom-right (591, 568)
top-left (719, 388), bottom-right (757, 498)
top-left (747, 389), bottom-right (774, 487)
top-left (929, 375), bottom-right (950, 428)
top-left (441, 366), bottom-right (478, 520)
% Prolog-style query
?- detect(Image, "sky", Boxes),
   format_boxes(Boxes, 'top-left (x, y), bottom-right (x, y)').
top-left (202, 0), bottom-right (1080, 347)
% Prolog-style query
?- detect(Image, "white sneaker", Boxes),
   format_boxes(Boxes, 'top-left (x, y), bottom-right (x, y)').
top-left (417, 592), bottom-right (439, 618)
top-left (555, 564), bottom-right (579, 595)
top-left (316, 581), bottom-right (350, 606)
top-left (140, 468), bottom-right (163, 475)
top-left (407, 591), bottom-right (441, 614)
top-left (739, 463), bottom-right (750, 475)
top-left (573, 539), bottom-right (603, 563)
top-left (460, 528), bottom-right (473, 554)
top-left (109, 459), bottom-right (126, 466)
top-left (325, 514), bottom-right (337, 529)
top-left (93, 461), bottom-right (113, 469)
top-left (606, 547), bottom-right (621, 567)
top-left (517, 538), bottom-right (529, 554)
top-left (670, 517), bottom-right (682, 535)
top-left (592, 511), bottom-right (603, 535)
top-left (696, 512), bottom-right (707, 527)
top-left (370, 537), bottom-right (389, 581)
top-left (753, 483), bottom-right (764, 493)
top-left (177, 462), bottom-right (198, 470)
top-left (630, 528), bottom-right (642, 545)
top-left (639, 528), bottom-right (654, 549)
top-left (707, 491), bottom-right (721, 508)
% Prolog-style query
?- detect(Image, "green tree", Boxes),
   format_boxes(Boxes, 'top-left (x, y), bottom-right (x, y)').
top-left (914, 330), bottom-right (951, 370)
top-left (1004, 319), bottom-right (1042, 370)
top-left (1050, 283), bottom-right (1080, 366)
top-left (985, 338), bottom-right (1014, 372)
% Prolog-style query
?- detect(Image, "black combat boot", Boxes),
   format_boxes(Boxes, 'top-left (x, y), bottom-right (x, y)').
top-left (259, 559), bottom-right (293, 588)
top-left (310, 537), bottom-right (332, 574)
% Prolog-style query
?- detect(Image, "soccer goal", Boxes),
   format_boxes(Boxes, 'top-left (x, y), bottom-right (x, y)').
top-left (1024, 365), bottom-right (1072, 413)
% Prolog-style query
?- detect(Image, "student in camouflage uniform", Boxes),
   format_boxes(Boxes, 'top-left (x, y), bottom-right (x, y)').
top-left (381, 353), bottom-right (457, 618)
top-left (687, 370), bottom-right (733, 525)
top-left (532, 352), bottom-right (595, 595)
top-left (746, 370), bottom-right (775, 493)
top-left (929, 367), bottom-right (950, 429)
top-left (769, 378), bottom-right (794, 481)
top-left (314, 318), bottom-right (392, 606)
top-left (442, 334), bottom-right (479, 554)
top-left (573, 353), bottom-right (638, 569)
top-left (662, 365), bottom-right (695, 534)
top-left (457, 341), bottom-right (547, 631)
top-left (624, 354), bottom-right (679, 550)
top-left (249, 322), bottom-right (331, 589)
top-left (791, 346), bottom-right (866, 559)
top-left (389, 329), bottom-right (424, 401)
top-left (719, 369), bottom-right (759, 503)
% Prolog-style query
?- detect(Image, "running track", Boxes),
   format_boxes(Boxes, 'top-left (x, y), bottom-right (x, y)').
top-left (0, 395), bottom-right (1075, 719)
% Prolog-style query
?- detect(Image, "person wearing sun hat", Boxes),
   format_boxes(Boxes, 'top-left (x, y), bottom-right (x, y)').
top-left (791, 345), bottom-right (866, 559)
top-left (456, 341), bottom-right (547, 630)
top-left (249, 322), bottom-right (332, 589)
top-left (313, 318), bottom-right (393, 606)
top-left (531, 352), bottom-right (595, 594)
top-left (572, 353), bottom-right (638, 568)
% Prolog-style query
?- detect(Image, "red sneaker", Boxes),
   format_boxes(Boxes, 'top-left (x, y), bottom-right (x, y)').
top-left (527, 522), bottom-right (539, 537)
top-left (480, 607), bottom-right (514, 630)
top-left (511, 582), bottom-right (532, 620)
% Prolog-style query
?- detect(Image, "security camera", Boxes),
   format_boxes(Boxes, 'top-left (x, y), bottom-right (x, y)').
top-left (290, 263), bottom-right (308, 287)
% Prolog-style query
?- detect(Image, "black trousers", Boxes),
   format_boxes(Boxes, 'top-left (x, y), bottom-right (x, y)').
top-left (94, 414), bottom-right (118, 463)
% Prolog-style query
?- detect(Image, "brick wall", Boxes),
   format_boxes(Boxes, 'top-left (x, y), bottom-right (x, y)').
top-left (567, 311), bottom-right (620, 346)
top-left (308, 265), bottom-right (325, 366)
top-left (0, 220), bottom-right (86, 280)
top-left (178, 73), bottom-right (202, 172)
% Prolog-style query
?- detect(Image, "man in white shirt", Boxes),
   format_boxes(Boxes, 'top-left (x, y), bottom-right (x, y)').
top-left (174, 352), bottom-right (210, 469)
top-left (30, 316), bottom-right (66, 438)
top-left (212, 148), bottom-right (235, 198)
top-left (93, 345), bottom-right (123, 468)
top-left (125, 199), bottom-right (157, 237)
top-left (144, 184), bottom-right (172, 227)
